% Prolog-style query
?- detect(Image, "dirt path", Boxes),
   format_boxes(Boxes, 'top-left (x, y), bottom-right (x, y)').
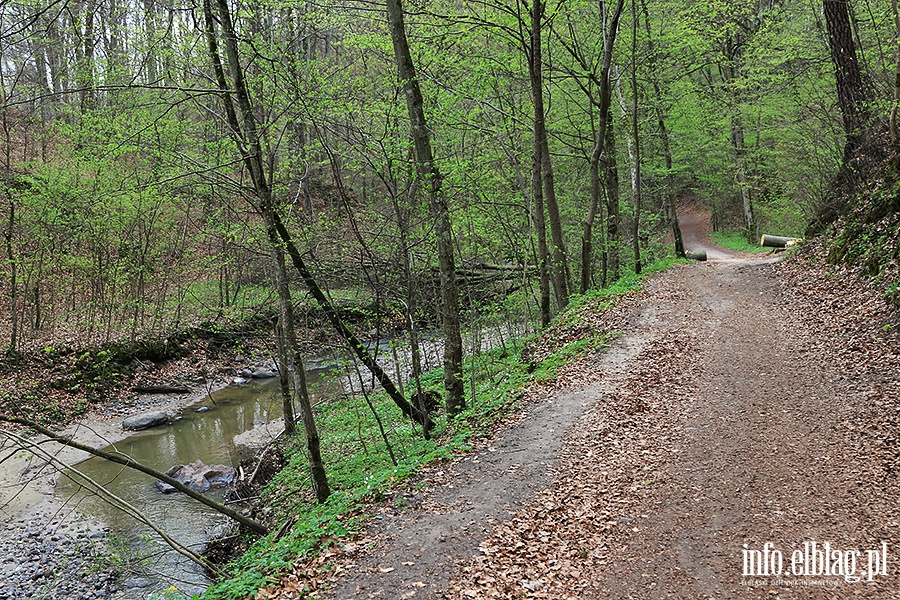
top-left (298, 219), bottom-right (900, 599)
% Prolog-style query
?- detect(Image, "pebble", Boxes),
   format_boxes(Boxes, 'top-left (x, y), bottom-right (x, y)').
top-left (0, 508), bottom-right (118, 599)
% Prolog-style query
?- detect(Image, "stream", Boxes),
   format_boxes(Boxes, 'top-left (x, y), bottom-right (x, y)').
top-left (59, 375), bottom-right (341, 597)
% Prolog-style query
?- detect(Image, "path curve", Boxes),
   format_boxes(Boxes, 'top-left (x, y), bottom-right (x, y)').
top-left (678, 207), bottom-right (738, 261)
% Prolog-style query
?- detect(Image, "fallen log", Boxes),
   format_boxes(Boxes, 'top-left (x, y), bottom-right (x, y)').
top-left (132, 384), bottom-right (190, 394)
top-left (760, 234), bottom-right (799, 248)
top-left (686, 250), bottom-right (707, 261)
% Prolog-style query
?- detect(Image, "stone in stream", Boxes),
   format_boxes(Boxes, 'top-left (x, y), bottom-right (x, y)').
top-left (122, 410), bottom-right (170, 430)
top-left (250, 367), bottom-right (276, 379)
top-left (155, 459), bottom-right (236, 494)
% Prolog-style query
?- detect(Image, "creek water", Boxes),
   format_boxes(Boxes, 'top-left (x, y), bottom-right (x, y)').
top-left (59, 371), bottom-right (342, 598)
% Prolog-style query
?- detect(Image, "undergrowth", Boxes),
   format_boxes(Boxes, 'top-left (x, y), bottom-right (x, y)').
top-left (200, 257), bottom-right (681, 600)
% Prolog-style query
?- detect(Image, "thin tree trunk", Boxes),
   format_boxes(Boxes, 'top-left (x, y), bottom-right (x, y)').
top-left (390, 192), bottom-right (426, 408)
top-left (630, 0), bottom-right (642, 274)
top-left (272, 212), bottom-right (433, 433)
top-left (530, 0), bottom-right (569, 310)
top-left (639, 0), bottom-right (684, 257)
top-left (4, 198), bottom-right (17, 355)
top-left (582, 0), bottom-right (625, 293)
top-left (532, 110), bottom-right (552, 326)
top-left (203, 0), bottom-right (330, 501)
top-left (82, 0), bottom-right (96, 110)
top-left (385, 0), bottom-right (464, 415)
top-left (143, 0), bottom-right (158, 83)
top-left (717, 56), bottom-right (756, 241)
top-left (603, 114), bottom-right (621, 281)
top-left (659, 115), bottom-right (684, 256)
top-left (731, 112), bottom-right (756, 240)
top-left (892, 0), bottom-right (900, 152)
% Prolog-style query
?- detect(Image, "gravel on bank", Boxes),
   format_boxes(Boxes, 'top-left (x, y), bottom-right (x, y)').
top-left (0, 367), bottom-right (255, 599)
top-left (0, 502), bottom-right (116, 600)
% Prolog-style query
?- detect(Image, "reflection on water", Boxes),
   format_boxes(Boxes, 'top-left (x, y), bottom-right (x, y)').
top-left (61, 371), bottom-right (341, 598)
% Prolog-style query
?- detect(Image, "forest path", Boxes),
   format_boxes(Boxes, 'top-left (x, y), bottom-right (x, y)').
top-left (280, 220), bottom-right (900, 599)
top-left (676, 206), bottom-right (736, 261)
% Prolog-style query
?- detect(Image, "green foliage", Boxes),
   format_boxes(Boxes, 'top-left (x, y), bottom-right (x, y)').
top-left (710, 232), bottom-right (768, 254)
top-left (885, 283), bottom-right (900, 310)
top-left (202, 341), bottom-right (532, 600)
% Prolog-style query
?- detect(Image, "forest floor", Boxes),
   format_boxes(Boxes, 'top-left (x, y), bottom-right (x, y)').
top-left (260, 208), bottom-right (900, 599)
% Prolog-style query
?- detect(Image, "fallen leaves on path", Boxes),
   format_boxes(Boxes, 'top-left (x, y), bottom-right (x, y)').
top-left (255, 250), bottom-right (900, 600)
top-left (445, 328), bottom-right (701, 600)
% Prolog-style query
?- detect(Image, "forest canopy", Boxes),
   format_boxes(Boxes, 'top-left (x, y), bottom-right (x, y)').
top-left (0, 0), bottom-right (895, 356)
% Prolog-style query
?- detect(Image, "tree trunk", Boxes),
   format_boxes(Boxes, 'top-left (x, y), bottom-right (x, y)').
top-left (272, 282), bottom-right (297, 439)
top-left (4, 197), bottom-right (17, 355)
top-left (603, 114), bottom-right (621, 281)
top-left (582, 0), bottom-right (625, 293)
top-left (271, 213), bottom-right (433, 434)
top-left (203, 0), bottom-right (330, 502)
top-left (583, 137), bottom-right (601, 294)
top-left (730, 113), bottom-right (756, 241)
top-left (685, 250), bottom-right (707, 261)
top-left (718, 56), bottom-right (756, 242)
top-left (659, 116), bottom-right (685, 257)
top-left (81, 0), bottom-right (97, 111)
top-left (390, 191), bottom-right (426, 406)
top-left (532, 95), bottom-right (552, 327)
top-left (760, 234), bottom-right (798, 248)
top-left (640, 0), bottom-right (684, 258)
top-left (530, 0), bottom-right (569, 311)
top-left (892, 0), bottom-right (900, 152)
top-left (143, 0), bottom-right (158, 83)
top-left (823, 0), bottom-right (869, 156)
top-left (385, 0), bottom-right (465, 415)
top-left (630, 0), bottom-right (642, 275)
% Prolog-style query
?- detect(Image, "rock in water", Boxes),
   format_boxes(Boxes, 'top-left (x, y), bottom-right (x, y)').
top-left (122, 410), bottom-right (170, 431)
top-left (156, 460), bottom-right (236, 494)
top-left (250, 368), bottom-right (276, 379)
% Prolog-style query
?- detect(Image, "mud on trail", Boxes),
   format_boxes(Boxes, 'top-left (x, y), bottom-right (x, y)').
top-left (268, 224), bottom-right (900, 599)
